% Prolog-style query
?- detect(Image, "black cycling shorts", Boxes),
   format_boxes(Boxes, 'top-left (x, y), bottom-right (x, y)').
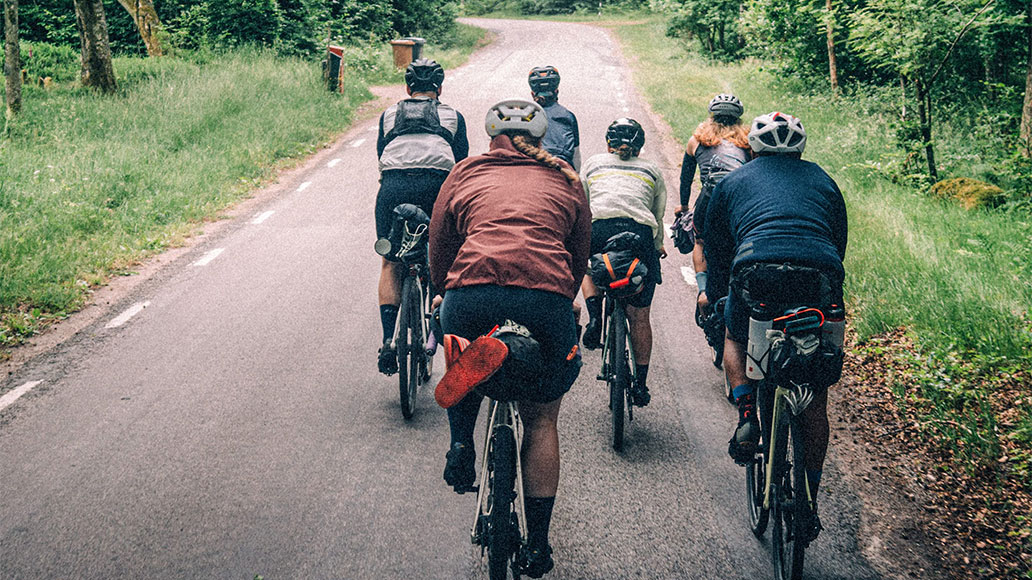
top-left (590, 217), bottom-right (661, 308)
top-left (440, 285), bottom-right (581, 403)
top-left (375, 169), bottom-right (448, 240)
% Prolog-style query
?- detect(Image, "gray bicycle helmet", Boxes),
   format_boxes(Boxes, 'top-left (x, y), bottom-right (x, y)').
top-left (485, 99), bottom-right (548, 139)
top-left (528, 66), bottom-right (561, 98)
top-left (405, 58), bottom-right (445, 93)
top-left (708, 93), bottom-right (744, 119)
top-left (606, 118), bottom-right (645, 151)
top-left (748, 111), bottom-right (806, 154)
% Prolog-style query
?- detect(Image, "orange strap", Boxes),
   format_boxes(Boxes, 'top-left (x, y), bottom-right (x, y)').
top-left (602, 254), bottom-right (640, 288)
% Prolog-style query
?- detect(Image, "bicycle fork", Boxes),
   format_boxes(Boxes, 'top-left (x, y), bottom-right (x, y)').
top-left (762, 386), bottom-right (815, 512)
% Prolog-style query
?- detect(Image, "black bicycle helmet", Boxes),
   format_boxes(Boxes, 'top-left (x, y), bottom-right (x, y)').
top-left (606, 118), bottom-right (645, 151)
top-left (405, 58), bottom-right (445, 93)
top-left (708, 93), bottom-right (744, 119)
top-left (528, 66), bottom-right (561, 99)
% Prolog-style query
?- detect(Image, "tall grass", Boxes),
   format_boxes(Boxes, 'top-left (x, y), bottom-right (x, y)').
top-left (614, 19), bottom-right (1032, 365)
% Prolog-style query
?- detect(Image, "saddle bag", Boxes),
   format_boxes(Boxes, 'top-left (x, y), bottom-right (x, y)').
top-left (474, 322), bottom-right (545, 402)
top-left (767, 307), bottom-right (844, 390)
top-left (589, 232), bottom-right (649, 298)
top-left (375, 203), bottom-right (430, 264)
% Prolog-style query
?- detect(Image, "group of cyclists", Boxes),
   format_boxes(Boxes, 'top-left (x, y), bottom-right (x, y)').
top-left (373, 58), bottom-right (848, 577)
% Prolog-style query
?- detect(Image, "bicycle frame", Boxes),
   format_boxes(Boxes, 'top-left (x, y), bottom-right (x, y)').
top-left (470, 398), bottom-right (528, 550)
top-left (761, 382), bottom-right (817, 511)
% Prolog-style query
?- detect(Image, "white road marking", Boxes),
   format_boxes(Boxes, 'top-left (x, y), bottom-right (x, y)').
top-left (681, 266), bottom-right (697, 286)
top-left (193, 248), bottom-right (224, 267)
top-left (0, 381), bottom-right (43, 412)
top-left (367, 125), bottom-right (377, 132)
top-left (297, 181), bottom-right (311, 192)
top-left (105, 301), bottom-right (151, 329)
top-left (327, 158), bottom-right (341, 168)
top-left (351, 138), bottom-right (366, 148)
top-left (251, 211), bottom-right (274, 224)
top-left (622, 107), bottom-right (630, 113)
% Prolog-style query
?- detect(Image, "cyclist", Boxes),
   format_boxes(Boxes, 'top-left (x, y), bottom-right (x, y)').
top-left (677, 93), bottom-right (751, 313)
top-left (580, 118), bottom-right (667, 407)
top-left (375, 58), bottom-right (469, 375)
top-left (703, 112), bottom-right (847, 531)
top-left (429, 99), bottom-right (590, 577)
top-left (529, 66), bottom-right (581, 170)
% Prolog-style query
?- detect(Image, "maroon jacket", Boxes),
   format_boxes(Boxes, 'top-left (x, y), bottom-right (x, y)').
top-left (429, 135), bottom-right (591, 300)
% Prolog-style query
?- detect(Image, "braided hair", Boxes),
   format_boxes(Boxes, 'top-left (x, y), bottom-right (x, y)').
top-left (511, 134), bottom-right (580, 185)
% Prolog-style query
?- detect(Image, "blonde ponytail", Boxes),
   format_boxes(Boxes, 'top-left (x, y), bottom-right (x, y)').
top-left (511, 134), bottom-right (580, 185)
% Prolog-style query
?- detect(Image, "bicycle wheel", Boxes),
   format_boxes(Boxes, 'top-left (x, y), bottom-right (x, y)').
top-left (609, 304), bottom-right (627, 451)
top-left (418, 282), bottom-right (434, 383)
top-left (724, 368), bottom-right (734, 404)
top-left (487, 425), bottom-right (518, 580)
top-left (397, 276), bottom-right (416, 420)
top-left (746, 444), bottom-right (769, 537)
top-left (772, 413), bottom-right (807, 580)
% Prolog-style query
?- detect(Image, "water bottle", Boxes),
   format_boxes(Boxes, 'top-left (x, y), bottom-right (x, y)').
top-left (822, 304), bottom-right (846, 349)
top-left (746, 307), bottom-right (774, 380)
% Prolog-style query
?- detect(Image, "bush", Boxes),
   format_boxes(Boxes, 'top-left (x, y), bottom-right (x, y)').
top-left (206, 0), bottom-right (283, 47)
top-left (929, 177), bottom-right (1006, 210)
top-left (19, 42), bottom-right (79, 83)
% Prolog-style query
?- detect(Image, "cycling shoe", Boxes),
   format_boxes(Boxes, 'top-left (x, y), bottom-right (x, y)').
top-left (630, 382), bottom-right (651, 407)
top-left (377, 341), bottom-right (398, 376)
top-left (728, 404), bottom-right (759, 465)
top-left (443, 442), bottom-right (476, 493)
top-left (519, 544), bottom-right (554, 578)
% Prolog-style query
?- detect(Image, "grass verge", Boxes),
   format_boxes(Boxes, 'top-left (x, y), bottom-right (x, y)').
top-left (0, 26), bottom-right (485, 353)
top-left (609, 16), bottom-right (1032, 577)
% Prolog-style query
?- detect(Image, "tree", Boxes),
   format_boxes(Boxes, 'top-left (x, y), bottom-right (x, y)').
top-left (825, 0), bottom-right (838, 93)
top-left (1022, 0), bottom-right (1032, 155)
top-left (3, 0), bottom-right (20, 118)
top-left (114, 0), bottom-right (163, 56)
top-left (73, 0), bottom-right (116, 92)
top-left (849, 0), bottom-right (996, 181)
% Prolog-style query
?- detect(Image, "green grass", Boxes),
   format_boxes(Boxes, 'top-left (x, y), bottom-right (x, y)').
top-left (613, 18), bottom-right (1032, 365)
top-left (0, 26), bottom-right (486, 350)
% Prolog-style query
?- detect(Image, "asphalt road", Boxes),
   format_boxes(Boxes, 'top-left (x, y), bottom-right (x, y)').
top-left (0, 18), bottom-right (884, 580)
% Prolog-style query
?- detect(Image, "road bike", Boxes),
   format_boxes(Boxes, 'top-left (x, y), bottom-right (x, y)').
top-left (377, 204), bottom-right (434, 420)
top-left (597, 290), bottom-right (635, 451)
top-left (744, 304), bottom-right (843, 580)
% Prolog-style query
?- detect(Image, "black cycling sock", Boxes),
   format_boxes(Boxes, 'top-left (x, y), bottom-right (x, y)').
top-left (380, 304), bottom-right (399, 343)
top-left (635, 364), bottom-right (649, 387)
top-left (447, 392), bottom-right (482, 447)
top-left (585, 295), bottom-right (602, 322)
top-left (525, 496), bottom-right (555, 551)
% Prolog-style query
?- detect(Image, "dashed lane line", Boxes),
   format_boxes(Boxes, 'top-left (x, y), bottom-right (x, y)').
top-left (351, 138), bottom-right (366, 148)
top-left (193, 248), bottom-right (224, 267)
top-left (105, 301), bottom-right (151, 329)
top-left (297, 181), bottom-right (311, 192)
top-left (251, 211), bottom-right (274, 225)
top-left (681, 266), bottom-right (697, 286)
top-left (0, 381), bottom-right (43, 412)
top-left (327, 158), bottom-right (341, 168)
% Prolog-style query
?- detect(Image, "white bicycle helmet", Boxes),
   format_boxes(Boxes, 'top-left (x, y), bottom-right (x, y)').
top-left (708, 93), bottom-right (743, 119)
top-left (748, 111), bottom-right (806, 154)
top-left (485, 98), bottom-right (547, 139)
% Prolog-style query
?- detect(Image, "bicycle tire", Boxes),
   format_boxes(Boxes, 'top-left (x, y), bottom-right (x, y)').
top-left (747, 448), bottom-right (769, 537)
top-left (772, 413), bottom-right (807, 580)
top-left (724, 368), bottom-right (734, 404)
top-left (609, 304), bottom-right (627, 451)
top-left (398, 276), bottom-right (416, 420)
top-left (418, 279), bottom-right (434, 383)
top-left (487, 425), bottom-right (518, 580)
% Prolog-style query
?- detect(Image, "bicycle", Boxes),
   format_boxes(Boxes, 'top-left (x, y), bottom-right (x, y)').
top-left (744, 304), bottom-right (844, 580)
top-left (597, 290), bottom-right (635, 451)
top-left (376, 204), bottom-right (435, 420)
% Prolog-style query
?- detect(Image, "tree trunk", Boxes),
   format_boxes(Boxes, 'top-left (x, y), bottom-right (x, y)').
top-left (1021, 0), bottom-right (1032, 156)
top-left (915, 78), bottom-right (938, 181)
top-left (825, 0), bottom-right (838, 94)
top-left (73, 0), bottom-right (116, 92)
top-left (3, 0), bottom-right (20, 118)
top-left (114, 0), bottom-right (162, 56)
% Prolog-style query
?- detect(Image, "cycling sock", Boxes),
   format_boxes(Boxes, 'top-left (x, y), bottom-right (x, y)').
top-left (447, 392), bottom-right (481, 447)
top-left (585, 295), bottom-right (602, 322)
top-left (635, 364), bottom-right (649, 387)
top-left (380, 304), bottom-right (399, 343)
top-left (525, 496), bottom-right (555, 550)
top-left (732, 384), bottom-right (754, 404)
top-left (806, 469), bottom-right (822, 498)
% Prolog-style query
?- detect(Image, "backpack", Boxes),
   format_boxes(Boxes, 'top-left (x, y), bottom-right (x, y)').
top-left (589, 232), bottom-right (650, 298)
top-left (382, 99), bottom-right (455, 147)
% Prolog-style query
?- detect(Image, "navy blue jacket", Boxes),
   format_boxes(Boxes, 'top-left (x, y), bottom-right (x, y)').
top-left (540, 101), bottom-right (579, 166)
top-left (703, 155), bottom-right (847, 298)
